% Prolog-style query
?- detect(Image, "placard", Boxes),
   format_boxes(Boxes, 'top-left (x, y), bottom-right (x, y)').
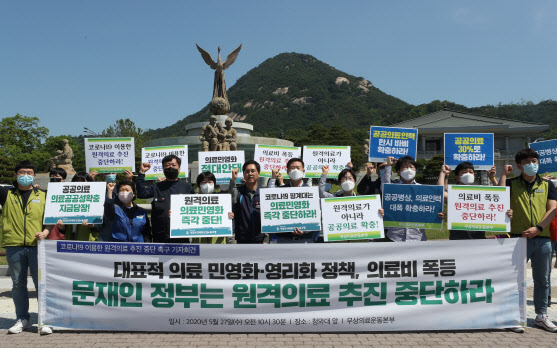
top-left (444, 133), bottom-right (494, 170)
top-left (43, 182), bottom-right (106, 224)
top-left (529, 139), bottom-right (557, 177)
top-left (198, 150), bottom-right (244, 185)
top-left (382, 184), bottom-right (444, 229)
top-left (170, 194), bottom-right (232, 238)
top-left (447, 185), bottom-right (511, 232)
top-left (85, 137), bottom-right (135, 173)
top-left (142, 145), bottom-right (188, 180)
top-left (254, 144), bottom-right (302, 178)
top-left (260, 187), bottom-right (321, 233)
top-left (303, 146), bottom-right (351, 179)
top-left (321, 195), bottom-right (384, 242)
top-left (369, 126), bottom-right (418, 162)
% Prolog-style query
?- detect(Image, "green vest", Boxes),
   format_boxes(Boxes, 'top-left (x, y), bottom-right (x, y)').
top-left (1, 188), bottom-right (46, 247)
top-left (509, 176), bottom-right (550, 237)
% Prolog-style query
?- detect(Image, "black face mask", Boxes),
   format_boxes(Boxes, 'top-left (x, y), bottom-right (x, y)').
top-left (164, 167), bottom-right (179, 180)
top-left (50, 178), bottom-right (62, 182)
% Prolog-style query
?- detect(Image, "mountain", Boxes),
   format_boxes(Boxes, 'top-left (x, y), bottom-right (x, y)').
top-left (145, 52), bottom-right (557, 139)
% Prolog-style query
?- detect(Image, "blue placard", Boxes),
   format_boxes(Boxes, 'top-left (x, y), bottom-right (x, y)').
top-left (529, 139), bottom-right (557, 176)
top-left (369, 126), bottom-right (418, 162)
top-left (382, 184), bottom-right (444, 229)
top-left (444, 133), bottom-right (494, 170)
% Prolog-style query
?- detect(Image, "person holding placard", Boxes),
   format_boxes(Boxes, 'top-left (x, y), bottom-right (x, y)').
top-left (136, 154), bottom-right (195, 243)
top-left (357, 162), bottom-right (386, 195)
top-left (381, 156), bottom-right (426, 241)
top-left (437, 162), bottom-right (513, 240)
top-left (498, 148), bottom-right (557, 332)
top-left (318, 165), bottom-right (357, 198)
top-left (230, 161), bottom-right (269, 244)
top-left (105, 180), bottom-right (151, 243)
top-left (0, 161), bottom-right (53, 335)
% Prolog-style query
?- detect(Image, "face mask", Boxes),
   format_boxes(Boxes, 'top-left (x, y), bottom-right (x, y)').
top-left (522, 163), bottom-right (538, 176)
top-left (118, 192), bottom-right (134, 203)
top-left (219, 183), bottom-right (229, 191)
top-left (379, 169), bottom-right (385, 177)
top-left (459, 173), bottom-right (475, 185)
top-left (288, 169), bottom-right (304, 181)
top-left (50, 177), bottom-right (62, 183)
top-left (17, 175), bottom-right (34, 187)
top-left (164, 167), bottom-right (179, 180)
top-left (341, 180), bottom-right (355, 192)
top-left (400, 169), bottom-right (416, 181)
top-left (200, 183), bottom-right (214, 194)
top-left (106, 174), bottom-right (116, 183)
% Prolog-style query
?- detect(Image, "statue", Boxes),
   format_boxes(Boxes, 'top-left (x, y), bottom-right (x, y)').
top-left (200, 116), bottom-right (221, 151)
top-left (196, 44), bottom-right (242, 115)
top-left (222, 118), bottom-right (238, 151)
top-left (49, 139), bottom-right (76, 175)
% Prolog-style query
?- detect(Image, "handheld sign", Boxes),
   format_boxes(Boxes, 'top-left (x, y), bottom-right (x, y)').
top-left (382, 184), bottom-right (444, 229)
top-left (303, 146), bottom-right (351, 179)
top-left (142, 145), bottom-right (188, 181)
top-left (444, 133), bottom-right (494, 170)
top-left (260, 187), bottom-right (321, 233)
top-left (254, 144), bottom-right (302, 178)
top-left (44, 182), bottom-right (106, 224)
top-left (198, 150), bottom-right (244, 185)
top-left (369, 126), bottom-right (418, 162)
top-left (170, 194), bottom-right (233, 238)
top-left (447, 185), bottom-right (510, 232)
top-left (85, 137), bottom-right (135, 173)
top-left (529, 139), bottom-right (557, 177)
top-left (321, 195), bottom-right (384, 242)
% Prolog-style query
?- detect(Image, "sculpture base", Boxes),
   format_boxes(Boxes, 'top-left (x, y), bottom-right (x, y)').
top-left (55, 163), bottom-right (76, 176)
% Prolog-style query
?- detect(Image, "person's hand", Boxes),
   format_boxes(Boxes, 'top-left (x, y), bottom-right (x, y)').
top-left (34, 184), bottom-right (41, 189)
top-left (378, 209), bottom-right (384, 217)
top-left (386, 156), bottom-right (397, 166)
top-left (506, 209), bottom-right (513, 219)
top-left (107, 182), bottom-right (115, 192)
top-left (366, 164), bottom-right (375, 176)
top-left (157, 176), bottom-right (166, 183)
top-left (276, 173), bottom-right (284, 185)
top-left (168, 209), bottom-right (172, 218)
top-left (293, 227), bottom-right (304, 236)
top-left (231, 168), bottom-right (239, 183)
top-left (346, 162), bottom-right (353, 169)
top-left (228, 212), bottom-right (234, 219)
top-left (89, 170), bottom-right (98, 179)
top-left (487, 166), bottom-right (497, 179)
top-left (271, 167), bottom-right (279, 179)
top-left (441, 165), bottom-right (451, 176)
top-left (502, 165), bottom-right (513, 176)
top-left (542, 174), bottom-right (554, 180)
top-left (438, 212), bottom-right (446, 220)
top-left (522, 226), bottom-right (540, 239)
top-left (56, 219), bottom-right (65, 231)
top-left (322, 165), bottom-right (329, 175)
top-left (140, 163), bottom-right (151, 174)
top-left (35, 230), bottom-right (49, 240)
top-left (124, 169), bottom-right (134, 180)
top-left (82, 219), bottom-right (94, 228)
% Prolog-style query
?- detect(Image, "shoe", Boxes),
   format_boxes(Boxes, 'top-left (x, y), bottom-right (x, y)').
top-left (40, 326), bottom-right (53, 335)
top-left (507, 326), bottom-right (525, 333)
top-left (8, 319), bottom-right (32, 334)
top-left (535, 314), bottom-right (557, 332)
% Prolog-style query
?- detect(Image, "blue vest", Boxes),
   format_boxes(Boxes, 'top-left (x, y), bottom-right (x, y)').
top-left (111, 205), bottom-right (148, 242)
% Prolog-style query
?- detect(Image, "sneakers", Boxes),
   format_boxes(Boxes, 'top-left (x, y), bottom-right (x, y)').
top-left (40, 326), bottom-right (53, 335)
top-left (535, 314), bottom-right (557, 332)
top-left (8, 319), bottom-right (32, 334)
top-left (507, 326), bottom-right (525, 333)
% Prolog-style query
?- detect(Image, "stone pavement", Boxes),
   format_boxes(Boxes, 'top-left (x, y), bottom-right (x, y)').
top-left (0, 262), bottom-right (556, 347)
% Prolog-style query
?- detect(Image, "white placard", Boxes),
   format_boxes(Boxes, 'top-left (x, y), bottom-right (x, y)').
top-left (43, 182), bottom-right (106, 224)
top-left (85, 137), bottom-right (135, 173)
top-left (198, 150), bottom-right (244, 185)
top-left (170, 194), bottom-right (232, 238)
top-left (142, 145), bottom-right (188, 181)
top-left (254, 144), bottom-right (302, 178)
top-left (303, 146), bottom-right (351, 179)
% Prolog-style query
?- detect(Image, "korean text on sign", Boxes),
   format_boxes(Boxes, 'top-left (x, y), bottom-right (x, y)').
top-left (444, 133), bottom-right (494, 170)
top-left (142, 145), bottom-right (188, 181)
top-left (261, 187), bottom-right (322, 233)
top-left (44, 182), bottom-right (106, 224)
top-left (254, 144), bottom-right (302, 178)
top-left (170, 194), bottom-right (233, 238)
top-left (382, 184), bottom-right (444, 230)
top-left (303, 146), bottom-right (351, 179)
top-left (85, 138), bottom-right (136, 173)
top-left (369, 126), bottom-right (418, 162)
top-left (198, 150), bottom-right (245, 185)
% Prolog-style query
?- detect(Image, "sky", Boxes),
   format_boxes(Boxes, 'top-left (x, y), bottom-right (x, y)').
top-left (1, 1), bottom-right (556, 136)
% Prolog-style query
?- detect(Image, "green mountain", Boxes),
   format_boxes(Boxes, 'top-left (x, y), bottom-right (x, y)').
top-left (146, 52), bottom-right (557, 140)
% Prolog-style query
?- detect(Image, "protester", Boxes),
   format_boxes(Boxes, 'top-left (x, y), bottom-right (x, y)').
top-left (498, 148), bottom-right (557, 332)
top-left (0, 161), bottom-right (52, 335)
top-left (136, 154), bottom-right (195, 243)
top-left (105, 180), bottom-right (151, 242)
top-left (46, 168), bottom-right (68, 240)
top-left (318, 164), bottom-right (358, 198)
top-left (230, 160), bottom-right (269, 244)
top-left (357, 162), bottom-right (386, 195)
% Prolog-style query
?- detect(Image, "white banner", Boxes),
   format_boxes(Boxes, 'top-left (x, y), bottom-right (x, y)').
top-left (198, 151), bottom-right (244, 185)
top-left (44, 182), bottom-right (106, 225)
top-left (260, 187), bottom-right (322, 233)
top-left (254, 144), bottom-right (302, 178)
top-left (303, 146), bottom-right (351, 179)
top-left (321, 195), bottom-right (384, 242)
top-left (38, 239), bottom-right (526, 332)
top-left (85, 137), bottom-right (135, 173)
top-left (142, 145), bottom-right (188, 181)
top-left (447, 185), bottom-right (511, 233)
top-left (170, 194), bottom-right (233, 238)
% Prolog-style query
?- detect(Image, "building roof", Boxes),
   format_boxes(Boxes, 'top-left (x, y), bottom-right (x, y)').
top-left (390, 109), bottom-right (548, 135)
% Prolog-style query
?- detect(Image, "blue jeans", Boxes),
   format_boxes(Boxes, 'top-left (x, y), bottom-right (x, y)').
top-left (6, 246), bottom-right (38, 320)
top-left (550, 241), bottom-right (557, 296)
top-left (527, 238), bottom-right (552, 314)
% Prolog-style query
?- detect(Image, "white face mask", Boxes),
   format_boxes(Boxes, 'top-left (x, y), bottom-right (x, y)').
top-left (459, 173), bottom-right (475, 185)
top-left (400, 169), bottom-right (416, 181)
top-left (341, 180), bottom-right (355, 192)
top-left (219, 183), bottom-right (229, 191)
top-left (288, 169), bottom-right (304, 181)
top-left (118, 192), bottom-right (134, 203)
top-left (200, 183), bottom-right (214, 194)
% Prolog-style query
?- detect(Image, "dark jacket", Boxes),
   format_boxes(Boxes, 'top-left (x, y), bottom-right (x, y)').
top-left (136, 173), bottom-right (194, 243)
top-left (357, 174), bottom-right (381, 195)
top-left (233, 184), bottom-right (264, 244)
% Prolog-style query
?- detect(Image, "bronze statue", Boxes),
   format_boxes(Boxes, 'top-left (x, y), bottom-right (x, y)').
top-left (196, 44), bottom-right (242, 115)
top-left (223, 118), bottom-right (237, 151)
top-left (200, 116), bottom-right (221, 151)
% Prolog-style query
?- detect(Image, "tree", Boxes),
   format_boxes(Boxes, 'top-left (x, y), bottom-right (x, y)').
top-left (101, 118), bottom-right (150, 163)
top-left (0, 114), bottom-right (49, 155)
